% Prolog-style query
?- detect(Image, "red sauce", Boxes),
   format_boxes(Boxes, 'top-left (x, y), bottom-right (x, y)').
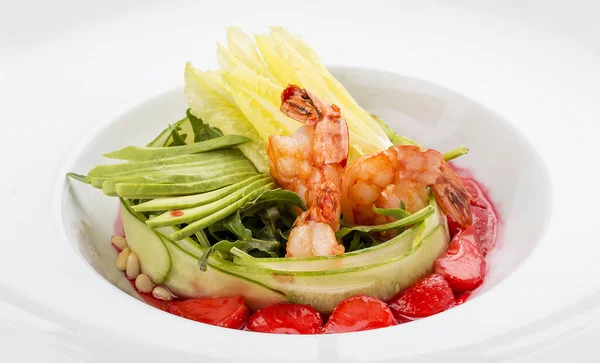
top-left (170, 210), bottom-right (184, 217)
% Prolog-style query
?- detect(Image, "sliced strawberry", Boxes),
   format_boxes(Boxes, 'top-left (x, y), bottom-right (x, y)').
top-left (322, 295), bottom-right (396, 334)
top-left (446, 214), bottom-right (462, 239)
top-left (471, 206), bottom-right (498, 255)
top-left (461, 177), bottom-right (489, 210)
top-left (434, 226), bottom-right (486, 293)
top-left (388, 274), bottom-right (455, 322)
top-left (247, 303), bottom-right (323, 334)
top-left (166, 295), bottom-right (249, 329)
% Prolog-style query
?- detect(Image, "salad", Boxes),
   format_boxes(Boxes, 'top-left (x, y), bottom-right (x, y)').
top-left (69, 27), bottom-right (498, 334)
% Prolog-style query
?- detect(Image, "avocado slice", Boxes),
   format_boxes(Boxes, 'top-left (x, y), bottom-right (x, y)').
top-left (146, 177), bottom-right (273, 228)
top-left (113, 172), bottom-right (259, 198)
top-left (104, 135), bottom-right (250, 161)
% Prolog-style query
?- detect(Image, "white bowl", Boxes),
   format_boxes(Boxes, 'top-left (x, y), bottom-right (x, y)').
top-left (4, 1), bottom-right (600, 362)
top-left (62, 66), bottom-right (551, 308)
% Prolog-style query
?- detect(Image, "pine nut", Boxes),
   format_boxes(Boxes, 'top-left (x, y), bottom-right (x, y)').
top-left (116, 247), bottom-right (130, 271)
top-left (126, 252), bottom-right (141, 279)
top-left (111, 235), bottom-right (128, 250)
top-left (152, 286), bottom-right (173, 301)
top-left (135, 274), bottom-right (154, 293)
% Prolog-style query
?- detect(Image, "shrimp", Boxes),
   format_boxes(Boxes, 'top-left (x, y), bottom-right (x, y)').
top-left (286, 182), bottom-right (345, 257)
top-left (267, 84), bottom-right (349, 208)
top-left (341, 145), bottom-right (472, 229)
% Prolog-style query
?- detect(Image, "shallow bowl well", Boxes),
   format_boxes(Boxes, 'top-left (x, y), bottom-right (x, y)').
top-left (61, 66), bottom-right (552, 318)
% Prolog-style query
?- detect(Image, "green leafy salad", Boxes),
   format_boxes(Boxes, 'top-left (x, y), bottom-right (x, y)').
top-left (68, 27), bottom-right (469, 313)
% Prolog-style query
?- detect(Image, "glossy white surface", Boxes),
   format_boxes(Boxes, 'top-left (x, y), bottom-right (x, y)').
top-left (2, 0), bottom-right (600, 362)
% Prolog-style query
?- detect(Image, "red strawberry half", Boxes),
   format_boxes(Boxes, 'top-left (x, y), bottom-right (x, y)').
top-left (247, 303), bottom-right (323, 334)
top-left (166, 295), bottom-right (249, 329)
top-left (434, 226), bottom-right (486, 293)
top-left (388, 274), bottom-right (455, 322)
top-left (323, 295), bottom-right (396, 334)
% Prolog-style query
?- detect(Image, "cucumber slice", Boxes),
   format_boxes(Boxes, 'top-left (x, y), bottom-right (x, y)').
top-left (120, 203), bottom-right (171, 284)
top-left (104, 135), bottom-right (250, 161)
top-left (133, 175), bottom-right (267, 212)
top-left (234, 226), bottom-right (420, 271)
top-left (121, 200), bottom-right (286, 310)
top-left (154, 226), bottom-right (204, 258)
top-left (211, 225), bottom-right (449, 313)
top-left (162, 238), bottom-right (288, 311)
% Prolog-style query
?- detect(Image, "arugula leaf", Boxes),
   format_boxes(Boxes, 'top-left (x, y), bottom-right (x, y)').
top-left (348, 232), bottom-right (362, 252)
top-left (336, 205), bottom-right (434, 238)
top-left (372, 204), bottom-right (411, 219)
top-left (167, 124), bottom-right (188, 146)
top-left (207, 221), bottom-right (229, 240)
top-left (186, 108), bottom-right (223, 142)
top-left (223, 211), bottom-right (252, 241)
top-left (240, 188), bottom-right (307, 216)
top-left (213, 238), bottom-right (280, 259)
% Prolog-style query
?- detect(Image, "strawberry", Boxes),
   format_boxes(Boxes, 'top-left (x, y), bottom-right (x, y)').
top-left (434, 226), bottom-right (486, 293)
top-left (471, 206), bottom-right (498, 255)
top-left (247, 303), bottom-right (323, 334)
top-left (461, 177), bottom-right (489, 210)
top-left (388, 274), bottom-right (455, 322)
top-left (446, 214), bottom-right (462, 239)
top-left (166, 295), bottom-right (249, 329)
top-left (322, 295), bottom-right (396, 334)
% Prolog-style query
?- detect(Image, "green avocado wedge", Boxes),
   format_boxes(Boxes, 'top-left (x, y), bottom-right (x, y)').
top-left (104, 135), bottom-right (251, 161)
top-left (87, 150), bottom-right (242, 177)
top-left (113, 172), bottom-right (259, 198)
top-left (146, 177), bottom-right (273, 227)
top-left (132, 174), bottom-right (267, 212)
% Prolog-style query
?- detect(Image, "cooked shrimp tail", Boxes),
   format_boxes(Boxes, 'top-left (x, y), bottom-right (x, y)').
top-left (280, 84), bottom-right (323, 125)
top-left (280, 84), bottom-right (348, 167)
top-left (431, 163), bottom-right (472, 226)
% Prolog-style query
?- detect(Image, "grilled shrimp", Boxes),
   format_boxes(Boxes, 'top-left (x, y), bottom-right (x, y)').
top-left (286, 182), bottom-right (345, 257)
top-left (267, 85), bottom-right (349, 208)
top-left (341, 145), bottom-right (472, 228)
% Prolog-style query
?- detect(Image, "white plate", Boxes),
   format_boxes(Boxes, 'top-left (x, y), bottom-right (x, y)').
top-left (2, 1), bottom-right (600, 362)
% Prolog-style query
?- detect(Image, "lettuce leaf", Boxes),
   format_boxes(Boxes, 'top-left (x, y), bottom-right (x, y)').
top-left (184, 63), bottom-right (269, 173)
top-left (186, 27), bottom-right (396, 163)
